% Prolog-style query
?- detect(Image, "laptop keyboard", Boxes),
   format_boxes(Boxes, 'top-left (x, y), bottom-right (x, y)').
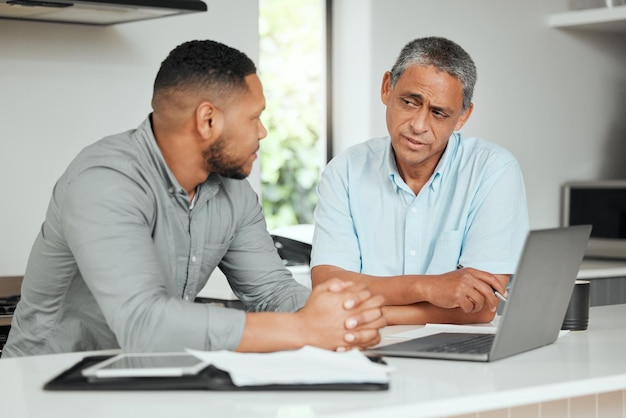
top-left (425, 333), bottom-right (495, 354)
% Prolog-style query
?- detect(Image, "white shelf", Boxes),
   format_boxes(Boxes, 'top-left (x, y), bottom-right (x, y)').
top-left (548, 5), bottom-right (626, 32)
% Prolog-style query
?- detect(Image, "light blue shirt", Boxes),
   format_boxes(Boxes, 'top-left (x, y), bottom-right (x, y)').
top-left (311, 134), bottom-right (529, 276)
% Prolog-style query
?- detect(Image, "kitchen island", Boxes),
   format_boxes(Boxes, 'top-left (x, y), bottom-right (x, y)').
top-left (1, 304), bottom-right (625, 417)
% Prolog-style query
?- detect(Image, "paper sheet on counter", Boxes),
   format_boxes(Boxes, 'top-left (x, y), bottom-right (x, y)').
top-left (187, 346), bottom-right (393, 387)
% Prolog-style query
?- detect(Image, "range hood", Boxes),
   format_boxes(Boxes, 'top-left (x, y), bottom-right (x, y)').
top-left (0, 0), bottom-right (207, 25)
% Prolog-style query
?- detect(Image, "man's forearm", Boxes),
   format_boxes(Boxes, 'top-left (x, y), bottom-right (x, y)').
top-left (237, 280), bottom-right (386, 352)
top-left (236, 311), bottom-right (305, 352)
top-left (311, 265), bottom-right (427, 306)
top-left (312, 265), bottom-right (509, 316)
top-left (382, 303), bottom-right (498, 326)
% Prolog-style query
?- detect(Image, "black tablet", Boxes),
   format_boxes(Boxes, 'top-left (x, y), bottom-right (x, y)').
top-left (80, 352), bottom-right (208, 379)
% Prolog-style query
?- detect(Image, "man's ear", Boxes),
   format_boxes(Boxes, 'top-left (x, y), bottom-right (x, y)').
top-left (196, 101), bottom-right (224, 141)
top-left (380, 71), bottom-right (392, 105)
top-left (454, 102), bottom-right (474, 131)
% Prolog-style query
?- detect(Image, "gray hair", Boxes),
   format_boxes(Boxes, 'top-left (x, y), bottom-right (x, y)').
top-left (389, 37), bottom-right (477, 111)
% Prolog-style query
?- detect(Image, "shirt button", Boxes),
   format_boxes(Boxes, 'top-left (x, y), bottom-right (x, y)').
top-left (184, 295), bottom-right (190, 301)
top-left (168, 187), bottom-right (175, 194)
top-left (191, 255), bottom-right (197, 263)
top-left (411, 207), bottom-right (417, 213)
top-left (409, 250), bottom-right (416, 256)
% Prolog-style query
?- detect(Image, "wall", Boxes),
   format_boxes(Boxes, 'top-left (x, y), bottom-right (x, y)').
top-left (332, 0), bottom-right (626, 230)
top-left (0, 0), bottom-right (260, 275)
top-left (3, 0), bottom-right (626, 275)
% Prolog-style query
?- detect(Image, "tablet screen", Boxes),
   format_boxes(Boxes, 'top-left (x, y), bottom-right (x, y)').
top-left (81, 352), bottom-right (208, 379)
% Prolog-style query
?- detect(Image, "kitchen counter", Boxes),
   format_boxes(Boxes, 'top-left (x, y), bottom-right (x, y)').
top-left (2, 304), bottom-right (626, 418)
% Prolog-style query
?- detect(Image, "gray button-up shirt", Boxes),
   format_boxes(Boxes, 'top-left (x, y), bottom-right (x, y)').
top-left (3, 116), bottom-right (310, 357)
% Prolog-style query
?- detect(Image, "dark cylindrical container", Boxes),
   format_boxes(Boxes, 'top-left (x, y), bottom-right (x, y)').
top-left (561, 280), bottom-right (590, 331)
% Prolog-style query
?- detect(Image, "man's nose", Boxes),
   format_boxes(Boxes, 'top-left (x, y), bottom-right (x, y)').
top-left (409, 108), bottom-right (428, 133)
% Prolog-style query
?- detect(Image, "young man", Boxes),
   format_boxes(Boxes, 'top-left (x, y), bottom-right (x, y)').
top-left (311, 37), bottom-right (529, 325)
top-left (3, 40), bottom-right (385, 357)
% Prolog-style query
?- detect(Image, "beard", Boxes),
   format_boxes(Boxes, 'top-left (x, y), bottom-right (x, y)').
top-left (202, 133), bottom-right (249, 180)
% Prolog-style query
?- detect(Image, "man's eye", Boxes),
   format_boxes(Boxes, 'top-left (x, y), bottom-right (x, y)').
top-left (402, 99), bottom-right (417, 107)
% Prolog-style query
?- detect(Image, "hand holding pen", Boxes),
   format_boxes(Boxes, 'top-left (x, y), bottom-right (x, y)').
top-left (457, 264), bottom-right (508, 303)
top-left (423, 265), bottom-right (508, 314)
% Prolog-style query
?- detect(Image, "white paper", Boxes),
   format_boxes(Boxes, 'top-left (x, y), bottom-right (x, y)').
top-left (187, 346), bottom-right (393, 387)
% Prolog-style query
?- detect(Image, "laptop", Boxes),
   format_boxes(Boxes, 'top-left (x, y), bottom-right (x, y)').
top-left (367, 225), bottom-right (592, 362)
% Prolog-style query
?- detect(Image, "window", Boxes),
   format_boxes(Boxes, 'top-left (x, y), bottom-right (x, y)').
top-left (258, 0), bottom-right (327, 230)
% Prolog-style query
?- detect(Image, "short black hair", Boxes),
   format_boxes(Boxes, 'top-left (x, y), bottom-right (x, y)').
top-left (153, 40), bottom-right (257, 96)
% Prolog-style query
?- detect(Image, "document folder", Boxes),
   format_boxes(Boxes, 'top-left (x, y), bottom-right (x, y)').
top-left (43, 354), bottom-right (389, 391)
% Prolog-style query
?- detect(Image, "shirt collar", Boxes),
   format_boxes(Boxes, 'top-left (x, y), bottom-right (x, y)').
top-left (386, 142), bottom-right (407, 194)
top-left (135, 115), bottom-right (180, 193)
top-left (136, 115), bottom-right (222, 206)
top-left (385, 132), bottom-right (460, 194)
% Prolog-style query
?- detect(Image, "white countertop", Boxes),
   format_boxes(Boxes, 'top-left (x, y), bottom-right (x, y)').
top-left (578, 258), bottom-right (626, 279)
top-left (197, 264), bottom-right (311, 301)
top-left (2, 304), bottom-right (626, 418)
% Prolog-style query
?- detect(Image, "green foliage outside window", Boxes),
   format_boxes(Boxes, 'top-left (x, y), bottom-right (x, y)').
top-left (259, 0), bottom-right (323, 230)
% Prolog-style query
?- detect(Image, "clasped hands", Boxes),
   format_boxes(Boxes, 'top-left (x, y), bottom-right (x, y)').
top-left (298, 279), bottom-right (386, 352)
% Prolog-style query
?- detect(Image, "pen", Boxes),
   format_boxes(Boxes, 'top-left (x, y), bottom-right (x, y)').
top-left (456, 264), bottom-right (508, 303)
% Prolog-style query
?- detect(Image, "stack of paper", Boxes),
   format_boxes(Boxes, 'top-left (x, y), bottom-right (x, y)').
top-left (188, 346), bottom-right (392, 387)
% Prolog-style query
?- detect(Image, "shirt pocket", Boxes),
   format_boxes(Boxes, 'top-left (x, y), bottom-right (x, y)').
top-left (172, 238), bottom-right (234, 297)
top-left (426, 230), bottom-right (463, 274)
top-left (197, 238), bottom-right (235, 288)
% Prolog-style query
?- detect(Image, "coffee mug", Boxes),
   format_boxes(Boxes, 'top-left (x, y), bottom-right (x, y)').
top-left (561, 280), bottom-right (590, 331)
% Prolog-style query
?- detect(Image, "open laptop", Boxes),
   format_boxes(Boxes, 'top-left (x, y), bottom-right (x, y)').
top-left (367, 225), bottom-right (592, 362)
